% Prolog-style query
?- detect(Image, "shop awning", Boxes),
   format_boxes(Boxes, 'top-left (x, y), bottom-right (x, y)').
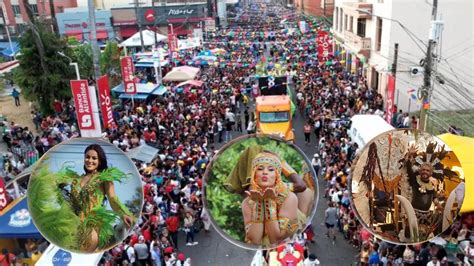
top-left (66, 30), bottom-right (83, 41)
top-left (119, 93), bottom-right (149, 100)
top-left (168, 17), bottom-right (203, 23)
top-left (120, 26), bottom-right (138, 38)
top-left (89, 30), bottom-right (108, 40)
top-left (437, 134), bottom-right (474, 213)
top-left (0, 197), bottom-right (42, 239)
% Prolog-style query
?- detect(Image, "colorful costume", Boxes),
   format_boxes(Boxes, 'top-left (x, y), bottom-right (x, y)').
top-left (28, 162), bottom-right (133, 252)
top-left (244, 152), bottom-right (299, 245)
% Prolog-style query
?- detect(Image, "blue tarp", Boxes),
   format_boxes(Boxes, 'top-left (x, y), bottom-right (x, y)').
top-left (0, 197), bottom-right (43, 238)
top-left (0, 41), bottom-right (20, 57)
top-left (152, 85), bottom-right (167, 96)
top-left (119, 93), bottom-right (149, 100)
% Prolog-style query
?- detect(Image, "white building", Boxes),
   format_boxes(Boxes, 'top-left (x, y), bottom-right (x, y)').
top-left (332, 0), bottom-right (474, 113)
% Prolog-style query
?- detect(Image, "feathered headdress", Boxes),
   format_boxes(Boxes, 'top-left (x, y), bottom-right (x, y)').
top-left (401, 141), bottom-right (458, 181)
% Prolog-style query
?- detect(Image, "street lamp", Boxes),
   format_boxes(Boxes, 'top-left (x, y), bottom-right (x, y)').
top-left (57, 51), bottom-right (81, 80)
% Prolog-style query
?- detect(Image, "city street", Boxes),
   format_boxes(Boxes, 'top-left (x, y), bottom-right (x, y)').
top-left (180, 95), bottom-right (358, 265)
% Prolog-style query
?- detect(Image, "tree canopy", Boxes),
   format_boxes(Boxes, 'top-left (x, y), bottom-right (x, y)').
top-left (13, 23), bottom-right (74, 114)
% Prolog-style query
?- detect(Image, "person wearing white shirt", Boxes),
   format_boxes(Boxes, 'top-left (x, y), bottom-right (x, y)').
top-left (304, 254), bottom-right (320, 266)
top-left (125, 243), bottom-right (136, 265)
top-left (427, 256), bottom-right (441, 266)
top-left (247, 120), bottom-right (255, 134)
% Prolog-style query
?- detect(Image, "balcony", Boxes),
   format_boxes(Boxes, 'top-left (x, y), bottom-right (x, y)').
top-left (343, 30), bottom-right (371, 57)
top-left (342, 2), bottom-right (372, 19)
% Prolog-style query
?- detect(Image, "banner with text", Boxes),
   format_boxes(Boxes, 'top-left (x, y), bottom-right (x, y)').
top-left (386, 75), bottom-right (396, 124)
top-left (0, 177), bottom-right (10, 211)
top-left (317, 31), bottom-right (332, 62)
top-left (97, 75), bottom-right (116, 129)
top-left (168, 33), bottom-right (178, 59)
top-left (70, 80), bottom-right (96, 130)
top-left (120, 56), bottom-right (137, 95)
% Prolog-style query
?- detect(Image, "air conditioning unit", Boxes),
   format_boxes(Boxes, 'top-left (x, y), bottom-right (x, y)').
top-left (410, 66), bottom-right (424, 76)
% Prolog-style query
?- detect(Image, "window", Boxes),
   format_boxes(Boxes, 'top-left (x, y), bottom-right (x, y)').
top-left (12, 5), bottom-right (21, 16)
top-left (344, 14), bottom-right (348, 30)
top-left (259, 112), bottom-right (290, 123)
top-left (17, 23), bottom-right (27, 33)
top-left (357, 18), bottom-right (366, 37)
top-left (349, 16), bottom-right (353, 32)
top-left (58, 6), bottom-right (64, 13)
top-left (31, 4), bottom-right (38, 15)
top-left (339, 10), bottom-right (343, 32)
top-left (334, 8), bottom-right (338, 31)
top-left (376, 17), bottom-right (383, 51)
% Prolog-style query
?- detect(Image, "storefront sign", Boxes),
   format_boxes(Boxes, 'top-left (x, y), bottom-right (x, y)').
top-left (386, 75), bottom-right (396, 123)
top-left (65, 22), bottom-right (106, 29)
top-left (138, 5), bottom-right (206, 25)
top-left (97, 75), bottom-right (116, 129)
top-left (168, 8), bottom-right (194, 16)
top-left (0, 177), bottom-right (8, 211)
top-left (70, 80), bottom-right (96, 130)
top-left (317, 31), bottom-right (332, 62)
top-left (120, 57), bottom-right (137, 95)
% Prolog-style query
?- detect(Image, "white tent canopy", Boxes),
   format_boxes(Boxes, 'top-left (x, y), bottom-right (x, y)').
top-left (36, 244), bottom-right (103, 266)
top-left (348, 114), bottom-right (395, 148)
top-left (163, 66), bottom-right (200, 81)
top-left (126, 143), bottom-right (159, 163)
top-left (120, 30), bottom-right (167, 47)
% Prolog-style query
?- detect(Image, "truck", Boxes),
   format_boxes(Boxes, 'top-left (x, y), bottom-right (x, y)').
top-left (255, 95), bottom-right (294, 141)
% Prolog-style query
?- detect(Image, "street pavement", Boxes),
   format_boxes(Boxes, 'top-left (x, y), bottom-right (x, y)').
top-left (182, 92), bottom-right (358, 265)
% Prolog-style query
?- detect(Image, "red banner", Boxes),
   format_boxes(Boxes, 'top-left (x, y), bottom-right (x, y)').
top-left (168, 33), bottom-right (177, 58)
top-left (71, 80), bottom-right (96, 130)
top-left (0, 177), bottom-right (10, 211)
top-left (120, 56), bottom-right (136, 95)
top-left (97, 75), bottom-right (116, 129)
top-left (386, 75), bottom-right (396, 124)
top-left (316, 31), bottom-right (332, 62)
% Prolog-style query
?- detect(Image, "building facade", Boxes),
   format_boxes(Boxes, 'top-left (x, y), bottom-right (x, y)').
top-left (56, 8), bottom-right (114, 42)
top-left (295, 0), bottom-right (334, 18)
top-left (333, 0), bottom-right (474, 113)
top-left (0, 0), bottom-right (78, 40)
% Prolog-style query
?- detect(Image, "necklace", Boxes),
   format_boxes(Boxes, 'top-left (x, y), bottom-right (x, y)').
top-left (416, 175), bottom-right (434, 193)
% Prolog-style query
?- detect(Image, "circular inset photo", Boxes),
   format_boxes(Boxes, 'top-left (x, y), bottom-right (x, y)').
top-left (27, 138), bottom-right (143, 253)
top-left (203, 135), bottom-right (318, 250)
top-left (350, 129), bottom-right (465, 244)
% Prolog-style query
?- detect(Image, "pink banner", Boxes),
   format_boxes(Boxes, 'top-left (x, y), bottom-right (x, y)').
top-left (70, 80), bottom-right (96, 130)
top-left (386, 75), bottom-right (396, 124)
top-left (317, 31), bottom-right (332, 62)
top-left (120, 56), bottom-right (136, 95)
top-left (97, 75), bottom-right (116, 129)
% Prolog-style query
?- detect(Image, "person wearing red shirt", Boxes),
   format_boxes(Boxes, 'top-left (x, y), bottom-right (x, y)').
top-left (53, 99), bottom-right (63, 115)
top-left (0, 249), bottom-right (15, 266)
top-left (166, 213), bottom-right (180, 248)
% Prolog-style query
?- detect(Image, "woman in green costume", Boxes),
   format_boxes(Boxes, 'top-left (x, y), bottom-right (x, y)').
top-left (29, 144), bottom-right (135, 253)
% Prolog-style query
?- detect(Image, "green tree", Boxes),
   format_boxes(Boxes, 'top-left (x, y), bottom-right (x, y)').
top-left (13, 23), bottom-right (74, 114)
top-left (71, 44), bottom-right (94, 80)
top-left (100, 42), bottom-right (122, 87)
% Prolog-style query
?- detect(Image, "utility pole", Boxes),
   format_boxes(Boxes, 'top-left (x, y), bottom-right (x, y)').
top-left (419, 0), bottom-right (438, 131)
top-left (390, 43), bottom-right (399, 124)
top-left (88, 0), bottom-right (101, 80)
top-left (134, 0), bottom-right (145, 52)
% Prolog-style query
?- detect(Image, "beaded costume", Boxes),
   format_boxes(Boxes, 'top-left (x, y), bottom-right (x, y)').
top-left (28, 162), bottom-right (133, 252)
